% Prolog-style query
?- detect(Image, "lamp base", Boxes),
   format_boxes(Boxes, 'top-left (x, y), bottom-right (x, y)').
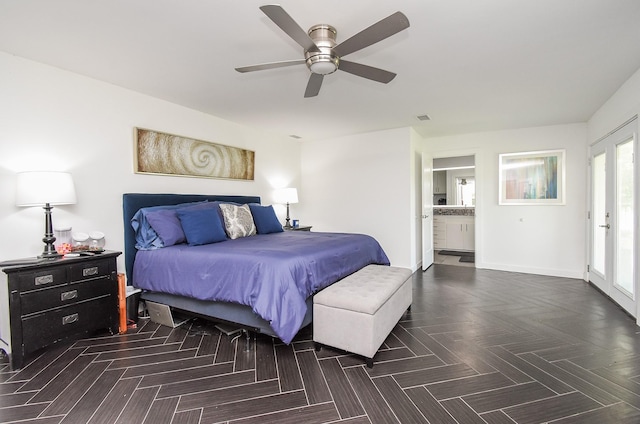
top-left (38, 251), bottom-right (62, 260)
top-left (284, 202), bottom-right (292, 228)
top-left (39, 203), bottom-right (62, 259)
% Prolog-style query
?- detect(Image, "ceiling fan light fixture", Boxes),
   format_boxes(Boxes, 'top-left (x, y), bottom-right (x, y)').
top-left (307, 55), bottom-right (339, 75)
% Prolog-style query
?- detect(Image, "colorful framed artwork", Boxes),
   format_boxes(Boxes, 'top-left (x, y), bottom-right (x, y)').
top-left (499, 149), bottom-right (565, 205)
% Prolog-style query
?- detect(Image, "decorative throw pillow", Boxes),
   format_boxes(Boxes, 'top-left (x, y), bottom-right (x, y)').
top-left (130, 200), bottom-right (207, 249)
top-left (248, 204), bottom-right (283, 234)
top-left (144, 202), bottom-right (222, 247)
top-left (145, 208), bottom-right (186, 247)
top-left (176, 207), bottom-right (227, 246)
top-left (219, 203), bottom-right (257, 239)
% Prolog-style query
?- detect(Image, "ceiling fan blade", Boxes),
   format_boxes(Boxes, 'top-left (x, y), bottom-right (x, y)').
top-left (304, 73), bottom-right (324, 97)
top-left (338, 60), bottom-right (396, 83)
top-left (333, 11), bottom-right (409, 57)
top-left (235, 59), bottom-right (305, 73)
top-left (260, 5), bottom-right (320, 53)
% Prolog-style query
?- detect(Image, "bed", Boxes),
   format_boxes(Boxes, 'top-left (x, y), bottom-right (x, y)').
top-left (123, 193), bottom-right (390, 343)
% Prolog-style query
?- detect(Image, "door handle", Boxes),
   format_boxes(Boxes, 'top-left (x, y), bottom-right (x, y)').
top-left (599, 224), bottom-right (610, 229)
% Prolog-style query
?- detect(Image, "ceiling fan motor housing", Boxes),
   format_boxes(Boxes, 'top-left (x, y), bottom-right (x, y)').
top-left (305, 24), bottom-right (339, 75)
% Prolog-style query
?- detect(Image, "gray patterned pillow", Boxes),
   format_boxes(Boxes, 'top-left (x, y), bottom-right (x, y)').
top-left (219, 203), bottom-right (257, 239)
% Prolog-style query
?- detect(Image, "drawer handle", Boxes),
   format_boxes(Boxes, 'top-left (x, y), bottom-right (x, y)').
top-left (62, 313), bottom-right (79, 325)
top-left (61, 290), bottom-right (78, 301)
top-left (82, 266), bottom-right (99, 277)
top-left (35, 274), bottom-right (54, 285)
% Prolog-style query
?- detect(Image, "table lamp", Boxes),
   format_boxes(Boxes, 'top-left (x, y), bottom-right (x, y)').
top-left (15, 171), bottom-right (77, 258)
top-left (274, 187), bottom-right (298, 228)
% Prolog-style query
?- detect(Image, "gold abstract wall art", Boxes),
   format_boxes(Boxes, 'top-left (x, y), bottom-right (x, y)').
top-left (134, 128), bottom-right (254, 180)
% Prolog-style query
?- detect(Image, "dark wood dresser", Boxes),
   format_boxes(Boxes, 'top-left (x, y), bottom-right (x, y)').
top-left (0, 251), bottom-right (120, 369)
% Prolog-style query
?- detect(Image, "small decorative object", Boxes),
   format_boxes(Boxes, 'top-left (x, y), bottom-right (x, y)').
top-left (274, 187), bottom-right (298, 228)
top-left (89, 231), bottom-right (106, 251)
top-left (499, 149), bottom-right (565, 205)
top-left (54, 226), bottom-right (73, 254)
top-left (15, 171), bottom-right (77, 258)
top-left (292, 219), bottom-right (299, 228)
top-left (134, 128), bottom-right (255, 180)
top-left (72, 232), bottom-right (90, 251)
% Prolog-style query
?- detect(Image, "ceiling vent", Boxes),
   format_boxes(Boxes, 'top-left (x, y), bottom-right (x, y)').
top-left (417, 114), bottom-right (431, 121)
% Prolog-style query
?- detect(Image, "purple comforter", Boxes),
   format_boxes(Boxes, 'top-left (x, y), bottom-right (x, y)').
top-left (133, 231), bottom-right (389, 343)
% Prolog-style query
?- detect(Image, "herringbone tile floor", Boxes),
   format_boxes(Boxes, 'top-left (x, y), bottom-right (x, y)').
top-left (3, 264), bottom-right (640, 423)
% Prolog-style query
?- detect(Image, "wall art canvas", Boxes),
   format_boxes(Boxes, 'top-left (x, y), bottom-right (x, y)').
top-left (134, 128), bottom-right (254, 180)
top-left (499, 149), bottom-right (565, 205)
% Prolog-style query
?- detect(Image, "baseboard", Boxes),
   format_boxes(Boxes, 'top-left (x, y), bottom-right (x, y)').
top-left (477, 262), bottom-right (583, 279)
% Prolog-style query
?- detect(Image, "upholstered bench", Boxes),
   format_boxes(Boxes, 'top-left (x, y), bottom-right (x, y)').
top-left (313, 264), bottom-right (412, 367)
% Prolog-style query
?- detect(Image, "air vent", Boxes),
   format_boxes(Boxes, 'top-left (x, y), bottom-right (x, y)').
top-left (417, 114), bottom-right (431, 121)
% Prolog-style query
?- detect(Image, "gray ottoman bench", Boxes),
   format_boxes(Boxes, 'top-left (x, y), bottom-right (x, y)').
top-left (313, 264), bottom-right (412, 367)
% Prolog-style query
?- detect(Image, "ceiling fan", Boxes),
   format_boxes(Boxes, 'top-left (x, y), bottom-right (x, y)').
top-left (235, 5), bottom-right (410, 98)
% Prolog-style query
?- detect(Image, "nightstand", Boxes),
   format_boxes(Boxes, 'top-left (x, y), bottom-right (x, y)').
top-left (285, 226), bottom-right (312, 231)
top-left (0, 251), bottom-right (121, 369)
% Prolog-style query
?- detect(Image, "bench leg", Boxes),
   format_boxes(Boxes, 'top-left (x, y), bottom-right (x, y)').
top-left (314, 342), bottom-right (322, 352)
top-left (366, 358), bottom-right (374, 368)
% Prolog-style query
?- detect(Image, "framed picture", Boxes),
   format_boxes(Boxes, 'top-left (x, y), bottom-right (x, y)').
top-left (134, 128), bottom-right (254, 181)
top-left (499, 149), bottom-right (565, 205)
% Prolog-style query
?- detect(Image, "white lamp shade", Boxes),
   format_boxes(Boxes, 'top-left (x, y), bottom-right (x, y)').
top-left (15, 171), bottom-right (77, 206)
top-left (274, 187), bottom-right (298, 204)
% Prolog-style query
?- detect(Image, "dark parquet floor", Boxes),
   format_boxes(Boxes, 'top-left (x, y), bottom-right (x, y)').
top-left (3, 264), bottom-right (640, 423)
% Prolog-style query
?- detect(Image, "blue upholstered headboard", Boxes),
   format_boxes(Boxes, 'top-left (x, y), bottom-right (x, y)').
top-left (122, 193), bottom-right (261, 286)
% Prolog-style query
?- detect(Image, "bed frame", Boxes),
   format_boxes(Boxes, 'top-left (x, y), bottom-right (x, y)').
top-left (122, 193), bottom-right (314, 338)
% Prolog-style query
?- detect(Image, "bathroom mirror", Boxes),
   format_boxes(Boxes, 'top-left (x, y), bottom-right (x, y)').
top-left (433, 155), bottom-right (475, 206)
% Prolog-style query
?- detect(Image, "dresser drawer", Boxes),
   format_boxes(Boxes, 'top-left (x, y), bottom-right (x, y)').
top-left (18, 267), bottom-right (67, 292)
top-left (69, 259), bottom-right (112, 282)
top-left (21, 295), bottom-right (115, 353)
top-left (433, 219), bottom-right (446, 243)
top-left (20, 278), bottom-right (114, 316)
top-left (433, 228), bottom-right (445, 237)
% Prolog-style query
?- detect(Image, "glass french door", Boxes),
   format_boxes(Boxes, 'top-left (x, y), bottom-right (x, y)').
top-left (590, 119), bottom-right (637, 317)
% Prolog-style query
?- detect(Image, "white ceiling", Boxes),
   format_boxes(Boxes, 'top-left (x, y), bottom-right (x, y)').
top-left (2, 0), bottom-right (640, 141)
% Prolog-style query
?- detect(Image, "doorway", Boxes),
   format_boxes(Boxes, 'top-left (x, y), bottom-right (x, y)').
top-left (424, 155), bottom-right (476, 269)
top-left (589, 118), bottom-right (637, 317)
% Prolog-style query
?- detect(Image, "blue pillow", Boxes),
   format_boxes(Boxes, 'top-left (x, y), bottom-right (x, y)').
top-left (177, 207), bottom-right (227, 245)
top-left (249, 204), bottom-right (283, 234)
top-left (131, 200), bottom-right (208, 249)
top-left (145, 208), bottom-right (186, 247)
top-left (144, 202), bottom-right (224, 247)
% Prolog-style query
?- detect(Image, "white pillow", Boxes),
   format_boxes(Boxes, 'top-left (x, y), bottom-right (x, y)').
top-left (219, 203), bottom-right (257, 239)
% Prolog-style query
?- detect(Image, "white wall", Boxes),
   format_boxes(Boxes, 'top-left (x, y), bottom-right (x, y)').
top-left (299, 127), bottom-right (414, 269)
top-left (588, 67), bottom-right (640, 142)
top-left (423, 123), bottom-right (588, 278)
top-left (0, 52), bottom-right (301, 274)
